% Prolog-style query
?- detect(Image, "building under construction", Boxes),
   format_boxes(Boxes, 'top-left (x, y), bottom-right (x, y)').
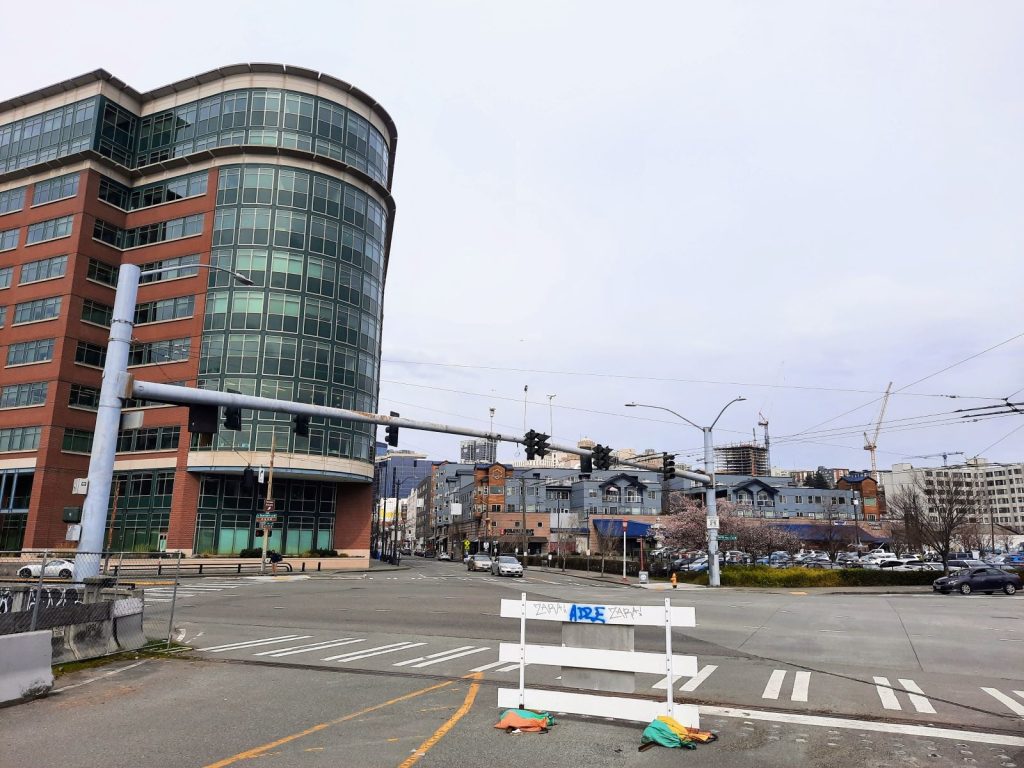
top-left (715, 442), bottom-right (769, 476)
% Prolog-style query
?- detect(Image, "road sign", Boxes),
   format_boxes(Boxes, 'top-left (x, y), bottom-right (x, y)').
top-left (706, 516), bottom-right (720, 530)
top-left (717, 534), bottom-right (738, 542)
top-left (256, 513), bottom-right (277, 526)
top-left (264, 499), bottom-right (275, 513)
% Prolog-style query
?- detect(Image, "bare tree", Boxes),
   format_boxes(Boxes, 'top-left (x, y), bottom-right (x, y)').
top-left (594, 526), bottom-right (620, 577)
top-left (958, 522), bottom-right (985, 555)
top-left (888, 476), bottom-right (980, 573)
top-left (818, 505), bottom-right (856, 560)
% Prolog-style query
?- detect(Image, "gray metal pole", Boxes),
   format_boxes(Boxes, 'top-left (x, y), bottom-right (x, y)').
top-left (29, 550), bottom-right (48, 632)
top-left (705, 427), bottom-right (721, 588)
top-left (165, 551), bottom-right (182, 648)
top-left (75, 265), bottom-right (140, 579)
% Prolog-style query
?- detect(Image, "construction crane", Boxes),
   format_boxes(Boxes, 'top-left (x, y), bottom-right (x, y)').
top-left (910, 451), bottom-right (965, 467)
top-left (863, 382), bottom-right (893, 479)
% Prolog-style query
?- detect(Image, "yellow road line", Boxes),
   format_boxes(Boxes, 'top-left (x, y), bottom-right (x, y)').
top-left (397, 673), bottom-right (482, 768)
top-left (202, 679), bottom-right (454, 768)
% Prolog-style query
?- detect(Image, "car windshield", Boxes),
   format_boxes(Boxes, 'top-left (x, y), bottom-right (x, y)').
top-left (498, 556), bottom-right (518, 564)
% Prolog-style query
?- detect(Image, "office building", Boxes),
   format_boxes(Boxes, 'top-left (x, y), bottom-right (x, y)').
top-left (0, 65), bottom-right (396, 558)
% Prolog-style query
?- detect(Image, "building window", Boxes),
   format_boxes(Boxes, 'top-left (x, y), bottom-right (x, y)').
top-left (267, 293), bottom-right (300, 332)
top-left (87, 258), bottom-right (118, 286)
top-left (68, 383), bottom-right (100, 410)
top-left (0, 382), bottom-right (47, 408)
top-left (13, 296), bottom-right (62, 325)
top-left (116, 426), bottom-right (180, 453)
top-left (0, 267), bottom-right (12, 288)
top-left (262, 336), bottom-right (297, 376)
top-left (139, 253), bottom-right (200, 283)
top-left (128, 337), bottom-right (191, 366)
top-left (92, 214), bottom-right (203, 249)
top-left (270, 252), bottom-right (303, 290)
top-left (75, 341), bottom-right (106, 368)
top-left (31, 172), bottom-right (80, 206)
top-left (81, 299), bottom-right (113, 327)
top-left (62, 428), bottom-right (94, 453)
top-left (0, 227), bottom-right (19, 251)
top-left (20, 254), bottom-right (68, 284)
top-left (0, 186), bottom-right (26, 215)
top-left (228, 291), bottom-right (263, 330)
top-left (27, 214), bottom-right (74, 244)
top-left (225, 334), bottom-right (260, 374)
top-left (8, 338), bottom-right (56, 365)
top-left (0, 426), bottom-right (41, 452)
top-left (100, 171), bottom-right (208, 210)
top-left (134, 295), bottom-right (195, 324)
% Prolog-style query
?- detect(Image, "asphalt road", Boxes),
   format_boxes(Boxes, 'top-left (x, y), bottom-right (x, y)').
top-left (2, 557), bottom-right (1022, 768)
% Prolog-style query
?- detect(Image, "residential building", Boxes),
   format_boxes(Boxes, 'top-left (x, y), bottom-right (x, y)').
top-left (0, 66), bottom-right (396, 558)
top-left (836, 470), bottom-right (885, 520)
top-left (460, 438), bottom-right (495, 464)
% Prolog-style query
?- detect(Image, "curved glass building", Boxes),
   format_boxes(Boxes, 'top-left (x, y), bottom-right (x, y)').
top-left (0, 65), bottom-right (396, 559)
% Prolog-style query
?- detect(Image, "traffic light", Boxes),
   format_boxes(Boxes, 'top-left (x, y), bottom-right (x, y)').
top-left (385, 411), bottom-right (400, 447)
top-left (535, 433), bottom-right (550, 459)
top-left (524, 429), bottom-right (538, 460)
top-left (293, 414), bottom-right (310, 437)
top-left (592, 444), bottom-right (612, 471)
top-left (662, 453), bottom-right (676, 481)
top-left (188, 404), bottom-right (218, 447)
top-left (580, 454), bottom-right (593, 473)
top-left (224, 406), bottom-right (242, 431)
top-left (241, 466), bottom-right (256, 494)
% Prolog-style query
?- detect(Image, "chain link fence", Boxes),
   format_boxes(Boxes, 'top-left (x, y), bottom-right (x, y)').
top-left (0, 550), bottom-right (183, 660)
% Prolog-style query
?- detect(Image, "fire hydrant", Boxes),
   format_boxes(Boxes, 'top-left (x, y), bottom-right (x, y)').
top-left (671, 572), bottom-right (678, 589)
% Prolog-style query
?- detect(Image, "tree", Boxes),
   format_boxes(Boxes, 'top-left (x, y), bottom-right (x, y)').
top-left (818, 505), bottom-right (856, 560)
top-left (594, 526), bottom-right (620, 577)
top-left (887, 475), bottom-right (980, 573)
top-left (804, 470), bottom-right (833, 490)
top-left (661, 493), bottom-right (800, 559)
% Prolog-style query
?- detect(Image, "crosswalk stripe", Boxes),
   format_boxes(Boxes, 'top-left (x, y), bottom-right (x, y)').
top-left (762, 669), bottom-right (787, 700)
top-left (679, 664), bottom-right (718, 693)
top-left (410, 647), bottom-right (489, 668)
top-left (874, 676), bottom-right (901, 710)
top-left (981, 688), bottom-right (1024, 718)
top-left (469, 660), bottom-right (509, 673)
top-left (898, 678), bottom-right (935, 714)
top-left (792, 671), bottom-right (811, 702)
top-left (255, 638), bottom-right (364, 657)
top-left (323, 642), bottom-right (425, 663)
top-left (393, 645), bottom-right (475, 667)
top-left (199, 635), bottom-right (307, 652)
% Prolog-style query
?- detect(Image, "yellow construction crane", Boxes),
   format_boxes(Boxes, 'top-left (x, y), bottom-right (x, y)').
top-left (863, 382), bottom-right (893, 478)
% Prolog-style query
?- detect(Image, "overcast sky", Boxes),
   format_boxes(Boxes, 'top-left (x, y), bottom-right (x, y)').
top-left (6, 1), bottom-right (1022, 470)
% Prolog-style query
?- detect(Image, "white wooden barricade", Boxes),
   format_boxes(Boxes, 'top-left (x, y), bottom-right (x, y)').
top-left (497, 595), bottom-right (700, 727)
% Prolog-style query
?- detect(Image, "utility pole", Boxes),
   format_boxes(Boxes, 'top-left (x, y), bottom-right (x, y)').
top-left (261, 434), bottom-right (276, 574)
top-left (520, 476), bottom-right (528, 565)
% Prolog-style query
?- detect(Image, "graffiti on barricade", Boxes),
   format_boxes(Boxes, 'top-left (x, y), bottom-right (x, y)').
top-left (0, 586), bottom-right (83, 614)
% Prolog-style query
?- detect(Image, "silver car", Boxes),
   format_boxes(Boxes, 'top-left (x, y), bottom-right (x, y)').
top-left (490, 555), bottom-right (524, 577)
top-left (467, 553), bottom-right (493, 572)
top-left (17, 558), bottom-right (75, 579)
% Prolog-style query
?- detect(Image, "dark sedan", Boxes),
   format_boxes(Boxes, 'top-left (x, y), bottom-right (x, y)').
top-left (933, 567), bottom-right (1021, 595)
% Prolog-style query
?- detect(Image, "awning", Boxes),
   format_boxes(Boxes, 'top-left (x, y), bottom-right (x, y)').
top-left (593, 519), bottom-right (652, 537)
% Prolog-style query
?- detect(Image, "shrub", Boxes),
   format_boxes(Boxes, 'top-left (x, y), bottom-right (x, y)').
top-left (712, 566), bottom-right (939, 588)
top-left (238, 548), bottom-right (262, 558)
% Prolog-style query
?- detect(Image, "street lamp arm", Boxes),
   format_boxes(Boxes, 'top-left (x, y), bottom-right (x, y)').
top-left (710, 396), bottom-right (747, 430)
top-left (141, 262), bottom-right (254, 286)
top-left (624, 402), bottom-right (702, 431)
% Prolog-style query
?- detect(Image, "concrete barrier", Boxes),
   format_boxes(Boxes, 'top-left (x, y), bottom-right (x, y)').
top-left (0, 630), bottom-right (53, 706)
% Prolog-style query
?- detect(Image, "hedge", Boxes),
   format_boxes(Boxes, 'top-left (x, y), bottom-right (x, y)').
top-left (677, 566), bottom-right (1024, 588)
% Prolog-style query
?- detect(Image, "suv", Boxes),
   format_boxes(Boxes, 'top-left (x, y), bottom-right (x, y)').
top-left (467, 553), bottom-right (493, 572)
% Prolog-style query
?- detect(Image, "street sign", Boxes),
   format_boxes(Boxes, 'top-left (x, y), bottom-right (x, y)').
top-left (706, 516), bottom-right (720, 530)
top-left (256, 513), bottom-right (277, 526)
top-left (264, 499), bottom-right (275, 513)
top-left (717, 534), bottom-right (738, 542)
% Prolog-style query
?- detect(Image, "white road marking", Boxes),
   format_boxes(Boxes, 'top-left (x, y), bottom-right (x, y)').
top-left (898, 678), bottom-right (936, 714)
top-left (255, 638), bottom-right (365, 657)
top-left (654, 663), bottom-right (717, 692)
top-left (323, 642), bottom-right (425, 663)
top-left (762, 669), bottom-right (787, 700)
top-left (981, 688), bottom-right (1024, 718)
top-left (700, 704), bottom-right (1024, 747)
top-left (394, 645), bottom-right (475, 667)
top-left (469, 660), bottom-right (509, 673)
top-left (410, 647), bottom-right (489, 668)
top-left (792, 671), bottom-right (811, 702)
top-left (54, 660), bottom-right (148, 692)
top-left (199, 635), bottom-right (308, 652)
top-left (874, 676), bottom-right (901, 710)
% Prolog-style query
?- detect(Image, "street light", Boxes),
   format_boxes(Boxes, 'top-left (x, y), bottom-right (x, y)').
top-left (74, 262), bottom-right (253, 579)
top-left (625, 397), bottom-right (746, 588)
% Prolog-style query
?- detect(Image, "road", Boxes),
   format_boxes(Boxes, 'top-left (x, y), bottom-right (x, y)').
top-left (1, 557), bottom-right (1022, 767)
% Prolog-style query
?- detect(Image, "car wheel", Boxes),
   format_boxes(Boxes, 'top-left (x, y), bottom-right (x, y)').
top-left (17, 567), bottom-right (32, 578)
top-left (58, 568), bottom-right (73, 579)
top-left (1004, 584), bottom-right (1017, 595)
top-left (959, 583), bottom-right (972, 595)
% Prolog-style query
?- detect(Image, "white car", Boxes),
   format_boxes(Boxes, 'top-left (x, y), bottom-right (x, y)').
top-left (490, 555), bottom-right (524, 577)
top-left (436, 552), bottom-right (452, 561)
top-left (17, 558), bottom-right (76, 579)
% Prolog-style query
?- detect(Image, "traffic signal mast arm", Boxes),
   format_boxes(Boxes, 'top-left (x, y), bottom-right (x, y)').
top-left (129, 379), bottom-right (711, 484)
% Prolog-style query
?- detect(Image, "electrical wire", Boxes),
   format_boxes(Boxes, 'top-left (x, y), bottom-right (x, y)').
top-left (972, 422), bottom-right (1024, 458)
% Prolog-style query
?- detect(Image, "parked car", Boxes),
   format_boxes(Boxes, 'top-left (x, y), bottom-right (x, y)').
top-left (436, 551), bottom-right (452, 561)
top-left (467, 553), bottom-right (493, 572)
top-left (490, 555), bottom-right (524, 577)
top-left (17, 558), bottom-right (75, 579)
top-left (933, 567), bottom-right (1021, 595)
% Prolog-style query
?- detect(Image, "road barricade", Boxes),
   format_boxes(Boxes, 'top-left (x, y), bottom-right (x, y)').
top-left (497, 595), bottom-right (699, 727)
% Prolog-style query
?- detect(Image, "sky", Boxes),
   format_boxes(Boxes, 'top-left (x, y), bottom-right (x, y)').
top-left (4, 1), bottom-right (1022, 471)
